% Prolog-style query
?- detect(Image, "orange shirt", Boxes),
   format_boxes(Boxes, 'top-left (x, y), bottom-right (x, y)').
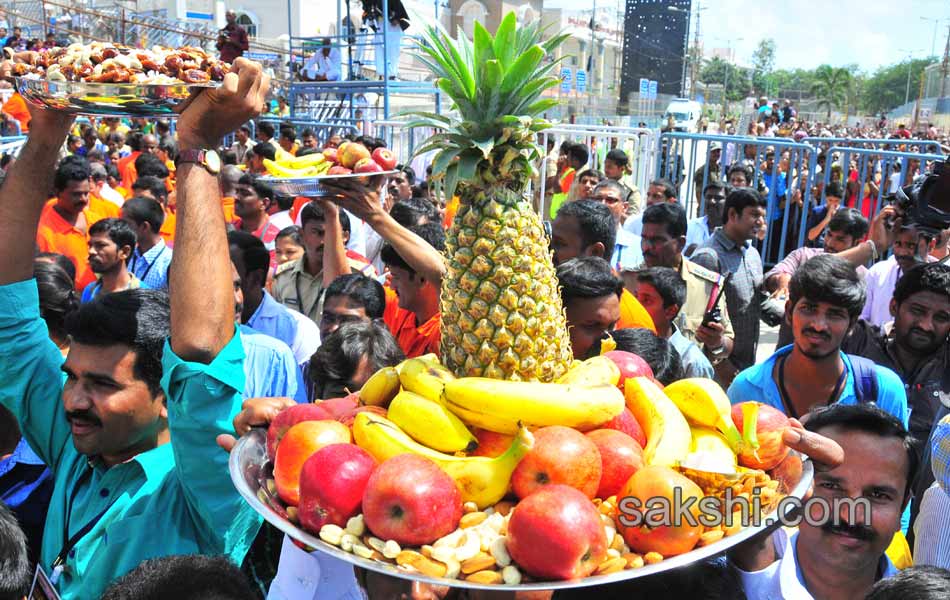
top-left (2, 93), bottom-right (30, 132)
top-left (159, 210), bottom-right (176, 245)
top-left (118, 151), bottom-right (140, 191)
top-left (383, 287), bottom-right (441, 358)
top-left (88, 192), bottom-right (120, 219)
top-left (617, 288), bottom-right (656, 333)
top-left (222, 196), bottom-right (237, 224)
top-left (291, 196), bottom-right (308, 222)
top-left (36, 204), bottom-right (95, 291)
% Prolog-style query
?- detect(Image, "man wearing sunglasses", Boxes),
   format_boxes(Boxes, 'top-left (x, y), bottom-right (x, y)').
top-left (590, 180), bottom-right (643, 273)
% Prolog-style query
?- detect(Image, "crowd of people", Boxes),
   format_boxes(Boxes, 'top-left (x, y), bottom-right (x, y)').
top-left (0, 54), bottom-right (946, 600)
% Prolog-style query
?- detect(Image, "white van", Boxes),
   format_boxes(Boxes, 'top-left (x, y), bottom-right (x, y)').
top-left (664, 98), bottom-right (703, 132)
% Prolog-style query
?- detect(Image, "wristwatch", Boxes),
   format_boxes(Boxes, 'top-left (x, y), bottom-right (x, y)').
top-left (706, 343), bottom-right (727, 365)
top-left (176, 148), bottom-right (221, 175)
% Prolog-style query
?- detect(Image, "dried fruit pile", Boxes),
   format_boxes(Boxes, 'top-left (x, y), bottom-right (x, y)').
top-left (9, 42), bottom-right (229, 84)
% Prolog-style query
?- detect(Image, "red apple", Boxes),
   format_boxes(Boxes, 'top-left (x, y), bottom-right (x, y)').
top-left (340, 142), bottom-right (371, 169)
top-left (507, 484), bottom-right (608, 580)
top-left (601, 407), bottom-right (646, 448)
top-left (470, 428), bottom-right (514, 458)
top-left (327, 165), bottom-right (352, 175)
top-left (322, 148), bottom-right (339, 164)
top-left (353, 158), bottom-right (383, 173)
top-left (371, 147), bottom-right (397, 171)
top-left (361, 454), bottom-right (462, 546)
top-left (770, 452), bottom-right (803, 492)
top-left (266, 403), bottom-right (334, 459)
top-left (731, 402), bottom-right (791, 471)
top-left (298, 443), bottom-right (377, 533)
top-left (511, 425), bottom-right (602, 499)
top-left (317, 396), bottom-right (360, 420)
top-left (586, 429), bottom-right (644, 500)
top-left (337, 404), bottom-right (388, 429)
top-left (274, 420), bottom-right (352, 506)
top-left (603, 351), bottom-right (654, 391)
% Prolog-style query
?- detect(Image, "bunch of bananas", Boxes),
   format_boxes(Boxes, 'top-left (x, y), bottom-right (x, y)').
top-left (262, 151), bottom-right (332, 178)
top-left (356, 354), bottom-right (625, 508)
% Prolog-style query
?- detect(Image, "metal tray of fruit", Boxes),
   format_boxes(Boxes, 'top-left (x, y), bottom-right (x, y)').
top-left (230, 428), bottom-right (814, 591)
top-left (258, 170), bottom-right (398, 198)
top-left (16, 76), bottom-right (219, 116)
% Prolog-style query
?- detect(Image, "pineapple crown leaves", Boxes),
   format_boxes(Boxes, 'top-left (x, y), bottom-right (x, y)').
top-left (403, 11), bottom-right (569, 201)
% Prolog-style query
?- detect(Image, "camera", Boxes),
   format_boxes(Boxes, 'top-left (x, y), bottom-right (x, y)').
top-left (893, 159), bottom-right (950, 235)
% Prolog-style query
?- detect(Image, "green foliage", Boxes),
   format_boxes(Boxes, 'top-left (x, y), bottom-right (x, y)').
top-left (404, 11), bottom-right (568, 201)
top-left (699, 57), bottom-right (750, 102)
top-left (860, 58), bottom-right (933, 114)
top-left (751, 38), bottom-right (776, 94)
top-left (810, 65), bottom-right (852, 119)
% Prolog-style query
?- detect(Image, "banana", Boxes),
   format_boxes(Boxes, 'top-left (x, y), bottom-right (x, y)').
top-left (263, 158), bottom-right (320, 178)
top-left (681, 427), bottom-right (738, 475)
top-left (352, 412), bottom-right (533, 508)
top-left (663, 378), bottom-right (743, 452)
top-left (624, 377), bottom-right (691, 467)
top-left (398, 357), bottom-right (456, 403)
top-left (274, 145), bottom-right (295, 164)
top-left (556, 355), bottom-right (620, 387)
top-left (395, 353), bottom-right (440, 376)
top-left (441, 378), bottom-right (625, 435)
top-left (359, 366), bottom-right (401, 407)
top-left (287, 152), bottom-right (327, 169)
top-left (387, 390), bottom-right (478, 453)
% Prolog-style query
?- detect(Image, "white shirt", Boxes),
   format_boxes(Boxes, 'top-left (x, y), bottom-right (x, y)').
top-left (270, 210), bottom-right (294, 232)
top-left (685, 215), bottom-right (712, 255)
top-left (914, 482), bottom-right (950, 569)
top-left (735, 528), bottom-right (898, 600)
top-left (860, 256), bottom-right (903, 327)
top-left (268, 535), bottom-right (363, 600)
top-left (303, 49), bottom-right (341, 81)
top-left (623, 213), bottom-right (643, 236)
top-left (98, 182), bottom-right (125, 207)
top-left (247, 290), bottom-right (319, 367)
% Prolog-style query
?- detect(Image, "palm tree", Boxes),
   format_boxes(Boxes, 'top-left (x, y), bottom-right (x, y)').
top-left (810, 65), bottom-right (852, 120)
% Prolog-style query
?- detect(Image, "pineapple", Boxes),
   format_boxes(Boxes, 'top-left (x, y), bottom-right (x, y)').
top-left (407, 13), bottom-right (573, 382)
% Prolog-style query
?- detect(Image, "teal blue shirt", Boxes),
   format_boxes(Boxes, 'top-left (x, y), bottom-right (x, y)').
top-left (0, 279), bottom-right (262, 598)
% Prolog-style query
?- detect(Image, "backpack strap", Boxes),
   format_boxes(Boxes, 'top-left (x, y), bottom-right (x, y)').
top-left (846, 354), bottom-right (879, 404)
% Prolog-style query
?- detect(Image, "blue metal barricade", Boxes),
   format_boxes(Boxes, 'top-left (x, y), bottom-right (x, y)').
top-left (537, 125), bottom-right (657, 219)
top-left (657, 132), bottom-right (816, 265)
top-left (0, 135), bottom-right (27, 157)
top-left (798, 146), bottom-right (945, 250)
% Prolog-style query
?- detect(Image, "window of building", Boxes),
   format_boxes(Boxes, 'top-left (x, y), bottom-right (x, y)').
top-left (458, 0), bottom-right (487, 39)
top-left (236, 13), bottom-right (257, 38)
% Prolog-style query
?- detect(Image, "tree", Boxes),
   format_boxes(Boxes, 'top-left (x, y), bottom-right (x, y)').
top-left (860, 58), bottom-right (932, 114)
top-left (699, 56), bottom-right (750, 102)
top-left (751, 38), bottom-right (776, 95)
top-left (810, 65), bottom-right (852, 119)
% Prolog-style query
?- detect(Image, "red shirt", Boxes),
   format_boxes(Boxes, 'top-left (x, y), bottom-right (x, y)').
top-left (234, 217), bottom-right (282, 269)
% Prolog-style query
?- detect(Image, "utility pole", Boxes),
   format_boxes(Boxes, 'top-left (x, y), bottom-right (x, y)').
top-left (940, 24), bottom-right (950, 100)
top-left (588, 0), bottom-right (596, 117)
top-left (689, 3), bottom-right (701, 98)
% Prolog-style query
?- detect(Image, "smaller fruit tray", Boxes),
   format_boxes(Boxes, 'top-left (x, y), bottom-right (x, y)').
top-left (230, 428), bottom-right (814, 591)
top-left (258, 170), bottom-right (397, 198)
top-left (16, 77), bottom-right (219, 117)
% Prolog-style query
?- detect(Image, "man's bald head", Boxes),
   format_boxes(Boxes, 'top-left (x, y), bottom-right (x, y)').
top-left (220, 165), bottom-right (244, 197)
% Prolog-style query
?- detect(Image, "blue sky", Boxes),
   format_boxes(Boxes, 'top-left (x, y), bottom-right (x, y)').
top-left (544, 0), bottom-right (950, 72)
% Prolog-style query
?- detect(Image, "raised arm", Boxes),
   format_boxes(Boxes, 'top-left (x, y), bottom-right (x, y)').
top-left (324, 178), bottom-right (447, 285)
top-left (0, 105), bottom-right (73, 285)
top-left (171, 58), bottom-right (270, 362)
top-left (316, 198), bottom-right (351, 287)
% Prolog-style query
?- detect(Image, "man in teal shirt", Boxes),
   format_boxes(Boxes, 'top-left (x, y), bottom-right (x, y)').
top-left (0, 59), bottom-right (272, 597)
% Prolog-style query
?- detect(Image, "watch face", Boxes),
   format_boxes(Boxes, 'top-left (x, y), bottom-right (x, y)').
top-left (205, 150), bottom-right (221, 174)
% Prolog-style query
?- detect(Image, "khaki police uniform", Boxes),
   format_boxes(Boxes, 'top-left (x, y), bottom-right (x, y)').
top-left (675, 258), bottom-right (734, 349)
top-left (271, 258), bottom-right (325, 325)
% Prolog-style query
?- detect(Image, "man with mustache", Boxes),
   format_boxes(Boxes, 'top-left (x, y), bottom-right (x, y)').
top-left (0, 58), bottom-right (270, 598)
top-left (728, 254), bottom-right (909, 428)
top-left (733, 403), bottom-right (916, 600)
